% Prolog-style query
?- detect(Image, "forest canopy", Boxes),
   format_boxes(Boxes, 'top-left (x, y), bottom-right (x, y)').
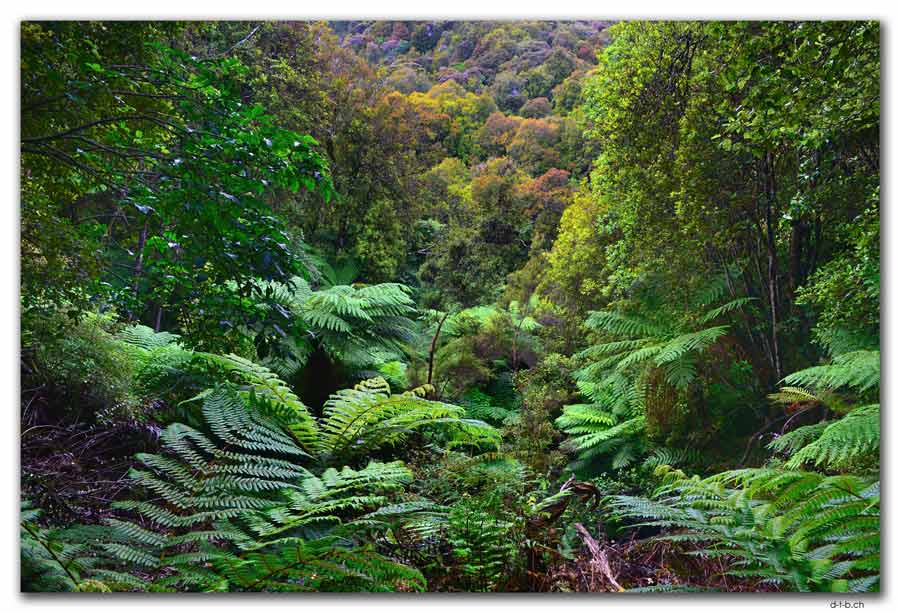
top-left (20, 20), bottom-right (880, 593)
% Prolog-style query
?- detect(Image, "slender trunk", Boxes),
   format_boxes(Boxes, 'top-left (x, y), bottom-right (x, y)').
top-left (748, 231), bottom-right (776, 379)
top-left (131, 220), bottom-right (149, 321)
top-left (763, 151), bottom-right (783, 381)
top-left (809, 213), bottom-right (822, 276)
top-left (511, 308), bottom-right (528, 375)
top-left (788, 219), bottom-right (806, 299)
top-left (719, 253), bottom-right (765, 368)
top-left (427, 311), bottom-right (451, 389)
top-left (767, 217), bottom-right (782, 381)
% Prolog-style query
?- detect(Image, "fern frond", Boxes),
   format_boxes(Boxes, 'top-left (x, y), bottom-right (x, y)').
top-left (584, 311), bottom-right (665, 338)
top-left (117, 324), bottom-right (180, 350)
top-left (610, 467), bottom-right (880, 592)
top-left (697, 298), bottom-right (756, 325)
top-left (784, 404), bottom-right (879, 470)
top-left (319, 377), bottom-right (499, 461)
top-left (197, 353), bottom-right (320, 451)
top-left (781, 351), bottom-right (879, 395)
top-left (64, 385), bottom-right (431, 592)
top-left (768, 386), bottom-right (822, 405)
top-left (654, 327), bottom-right (727, 365)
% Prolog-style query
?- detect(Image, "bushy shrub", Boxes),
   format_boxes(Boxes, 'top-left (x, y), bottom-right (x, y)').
top-left (23, 310), bottom-right (140, 421)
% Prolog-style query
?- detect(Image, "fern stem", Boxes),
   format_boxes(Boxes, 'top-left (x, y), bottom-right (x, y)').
top-left (21, 521), bottom-right (79, 587)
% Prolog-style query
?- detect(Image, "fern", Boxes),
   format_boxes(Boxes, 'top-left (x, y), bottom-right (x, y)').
top-left (781, 350), bottom-right (880, 396)
top-left (248, 461), bottom-right (414, 538)
top-left (64, 386), bottom-right (426, 592)
top-left (197, 352), bottom-right (321, 452)
top-left (557, 370), bottom-right (645, 471)
top-left (770, 351), bottom-right (880, 472)
top-left (557, 297), bottom-right (744, 472)
top-left (117, 338), bottom-right (501, 465)
top-left (254, 277), bottom-right (418, 376)
top-left (116, 324), bottom-right (193, 396)
top-left (610, 467), bottom-right (880, 592)
top-left (460, 389), bottom-right (519, 426)
top-left (606, 350), bottom-right (881, 592)
top-left (117, 324), bottom-right (180, 350)
top-left (642, 447), bottom-right (703, 471)
top-left (653, 326), bottom-right (729, 366)
top-left (696, 297), bottom-right (756, 325)
top-left (21, 501), bottom-right (98, 592)
top-left (38, 352), bottom-right (502, 592)
top-left (446, 501), bottom-right (521, 591)
top-left (306, 253), bottom-right (361, 288)
top-left (583, 310), bottom-right (667, 338)
top-left (773, 405), bottom-right (879, 471)
top-left (319, 377), bottom-right (500, 462)
top-left (359, 500), bottom-right (450, 542)
top-left (767, 422), bottom-right (830, 457)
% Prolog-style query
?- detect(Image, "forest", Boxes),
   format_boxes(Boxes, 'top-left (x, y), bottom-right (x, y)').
top-left (20, 20), bottom-right (880, 593)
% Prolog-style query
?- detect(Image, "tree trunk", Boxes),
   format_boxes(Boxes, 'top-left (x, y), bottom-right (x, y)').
top-left (427, 311), bottom-right (451, 390)
top-left (763, 151), bottom-right (783, 381)
top-left (131, 220), bottom-right (149, 321)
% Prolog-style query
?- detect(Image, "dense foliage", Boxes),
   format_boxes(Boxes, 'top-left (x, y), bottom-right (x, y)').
top-left (21, 20), bottom-right (879, 593)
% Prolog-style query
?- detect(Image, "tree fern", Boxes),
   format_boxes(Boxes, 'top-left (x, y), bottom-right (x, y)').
top-left (578, 311), bottom-right (728, 390)
top-left (60, 386), bottom-right (426, 592)
top-left (254, 277), bottom-right (418, 376)
top-left (31, 345), bottom-right (503, 592)
top-left (196, 352), bottom-right (321, 452)
top-left (605, 349), bottom-right (882, 593)
top-left (557, 297), bottom-right (745, 472)
top-left (116, 324), bottom-right (193, 396)
top-left (769, 351), bottom-right (880, 472)
top-left (460, 389), bottom-right (519, 426)
top-left (115, 339), bottom-right (501, 466)
top-left (318, 377), bottom-right (500, 462)
top-left (770, 405), bottom-right (879, 471)
top-left (781, 350), bottom-right (880, 396)
top-left (610, 466), bottom-right (880, 592)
